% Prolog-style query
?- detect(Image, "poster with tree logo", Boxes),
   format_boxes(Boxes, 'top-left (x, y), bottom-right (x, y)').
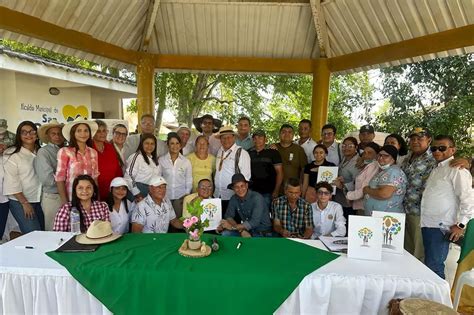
top-left (372, 211), bottom-right (405, 254)
top-left (348, 215), bottom-right (382, 261)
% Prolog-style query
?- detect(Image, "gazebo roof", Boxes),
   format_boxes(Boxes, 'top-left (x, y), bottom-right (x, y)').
top-left (0, 0), bottom-right (472, 74)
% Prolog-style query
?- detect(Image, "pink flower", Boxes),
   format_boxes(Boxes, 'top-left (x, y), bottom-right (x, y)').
top-left (189, 229), bottom-right (200, 241)
top-left (183, 219), bottom-right (193, 229)
top-left (190, 216), bottom-right (199, 224)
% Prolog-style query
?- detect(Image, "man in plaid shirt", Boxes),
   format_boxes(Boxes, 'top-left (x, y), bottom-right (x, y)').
top-left (273, 178), bottom-right (314, 239)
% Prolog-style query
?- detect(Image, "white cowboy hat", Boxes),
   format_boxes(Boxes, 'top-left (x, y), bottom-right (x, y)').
top-left (76, 220), bottom-right (122, 245)
top-left (62, 117), bottom-right (98, 142)
top-left (215, 125), bottom-right (236, 138)
top-left (38, 119), bottom-right (64, 143)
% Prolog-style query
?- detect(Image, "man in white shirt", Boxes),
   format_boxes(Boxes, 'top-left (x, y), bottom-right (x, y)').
top-left (420, 135), bottom-right (473, 279)
top-left (123, 114), bottom-right (168, 160)
top-left (295, 119), bottom-right (317, 163)
top-left (321, 124), bottom-right (342, 166)
top-left (177, 125), bottom-right (195, 156)
top-left (213, 126), bottom-right (251, 216)
top-left (311, 182), bottom-right (346, 239)
top-left (131, 176), bottom-right (183, 233)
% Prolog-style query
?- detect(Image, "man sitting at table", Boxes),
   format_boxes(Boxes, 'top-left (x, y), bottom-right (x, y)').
top-left (311, 182), bottom-right (346, 239)
top-left (272, 178), bottom-right (314, 239)
top-left (131, 176), bottom-right (183, 233)
top-left (217, 173), bottom-right (272, 237)
top-left (182, 179), bottom-right (214, 217)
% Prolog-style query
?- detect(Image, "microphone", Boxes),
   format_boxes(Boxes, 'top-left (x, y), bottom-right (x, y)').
top-left (211, 237), bottom-right (219, 252)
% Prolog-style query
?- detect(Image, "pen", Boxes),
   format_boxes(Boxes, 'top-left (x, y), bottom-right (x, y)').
top-left (236, 242), bottom-right (242, 249)
top-left (15, 246), bottom-right (34, 249)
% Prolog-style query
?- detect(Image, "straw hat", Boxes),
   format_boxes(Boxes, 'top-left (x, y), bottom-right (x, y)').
top-left (76, 220), bottom-right (122, 245)
top-left (62, 117), bottom-right (98, 142)
top-left (215, 126), bottom-right (236, 138)
top-left (38, 119), bottom-right (64, 143)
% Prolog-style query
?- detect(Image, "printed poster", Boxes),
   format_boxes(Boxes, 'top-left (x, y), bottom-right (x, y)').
top-left (372, 211), bottom-right (406, 254)
top-left (347, 215), bottom-right (383, 261)
top-left (316, 166), bottom-right (338, 195)
top-left (200, 198), bottom-right (222, 231)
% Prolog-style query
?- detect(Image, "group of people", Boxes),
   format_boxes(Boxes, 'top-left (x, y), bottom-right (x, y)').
top-left (0, 114), bottom-right (472, 280)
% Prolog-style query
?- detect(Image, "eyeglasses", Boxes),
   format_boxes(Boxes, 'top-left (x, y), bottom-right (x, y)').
top-left (114, 131), bottom-right (128, 137)
top-left (317, 190), bottom-right (331, 196)
top-left (21, 130), bottom-right (37, 136)
top-left (322, 132), bottom-right (334, 136)
top-left (430, 146), bottom-right (451, 152)
top-left (341, 144), bottom-right (355, 149)
top-left (198, 186), bottom-right (213, 190)
top-left (378, 153), bottom-right (391, 159)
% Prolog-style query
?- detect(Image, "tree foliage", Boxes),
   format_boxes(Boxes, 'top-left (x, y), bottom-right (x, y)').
top-left (372, 55), bottom-right (473, 156)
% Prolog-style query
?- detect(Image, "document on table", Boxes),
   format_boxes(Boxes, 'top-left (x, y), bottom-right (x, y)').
top-left (319, 236), bottom-right (348, 252)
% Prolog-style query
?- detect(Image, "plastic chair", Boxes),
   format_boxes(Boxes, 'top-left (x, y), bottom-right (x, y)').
top-left (453, 268), bottom-right (474, 311)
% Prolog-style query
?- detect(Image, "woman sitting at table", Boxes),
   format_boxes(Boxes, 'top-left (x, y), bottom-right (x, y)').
top-left (107, 177), bottom-right (134, 234)
top-left (302, 144), bottom-right (335, 203)
top-left (124, 134), bottom-right (162, 202)
top-left (363, 145), bottom-right (407, 216)
top-left (311, 182), bottom-right (346, 240)
top-left (53, 174), bottom-right (110, 232)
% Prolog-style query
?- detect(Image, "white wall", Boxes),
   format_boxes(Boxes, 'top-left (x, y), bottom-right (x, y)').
top-left (0, 69), bottom-right (131, 132)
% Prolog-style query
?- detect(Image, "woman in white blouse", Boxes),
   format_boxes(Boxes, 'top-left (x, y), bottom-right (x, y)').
top-left (158, 133), bottom-right (192, 218)
top-left (106, 177), bottom-right (133, 234)
top-left (3, 121), bottom-right (44, 233)
top-left (124, 134), bottom-right (162, 202)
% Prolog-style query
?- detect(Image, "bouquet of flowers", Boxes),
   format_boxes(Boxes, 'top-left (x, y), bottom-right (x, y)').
top-left (181, 199), bottom-right (209, 241)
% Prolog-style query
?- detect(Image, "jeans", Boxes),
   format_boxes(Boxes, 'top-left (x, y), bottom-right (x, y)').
top-left (0, 201), bottom-right (9, 238)
top-left (261, 193), bottom-right (273, 217)
top-left (9, 200), bottom-right (45, 234)
top-left (422, 227), bottom-right (450, 279)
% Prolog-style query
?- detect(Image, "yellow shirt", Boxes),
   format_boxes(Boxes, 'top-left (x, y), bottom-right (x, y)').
top-left (186, 153), bottom-right (215, 192)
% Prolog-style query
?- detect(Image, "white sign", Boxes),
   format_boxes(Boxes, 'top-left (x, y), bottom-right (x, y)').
top-left (200, 198), bottom-right (222, 231)
top-left (347, 215), bottom-right (383, 261)
top-left (316, 166), bottom-right (338, 195)
top-left (372, 211), bottom-right (406, 254)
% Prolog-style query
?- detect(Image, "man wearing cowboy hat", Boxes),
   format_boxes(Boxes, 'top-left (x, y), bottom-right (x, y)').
top-left (123, 114), bottom-right (168, 160)
top-left (131, 176), bottom-right (183, 233)
top-left (193, 114), bottom-right (222, 156)
top-left (34, 119), bottom-right (65, 231)
top-left (213, 126), bottom-right (251, 216)
top-left (217, 174), bottom-right (272, 237)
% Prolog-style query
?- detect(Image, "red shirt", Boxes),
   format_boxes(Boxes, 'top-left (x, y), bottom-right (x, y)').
top-left (93, 141), bottom-right (123, 201)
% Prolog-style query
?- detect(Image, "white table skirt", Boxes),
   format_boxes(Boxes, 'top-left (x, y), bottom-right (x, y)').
top-left (1, 232), bottom-right (452, 315)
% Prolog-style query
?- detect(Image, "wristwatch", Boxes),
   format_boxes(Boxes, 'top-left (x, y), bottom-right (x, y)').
top-left (457, 223), bottom-right (465, 229)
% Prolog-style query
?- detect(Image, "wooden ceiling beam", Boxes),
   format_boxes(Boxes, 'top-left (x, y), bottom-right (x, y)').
top-left (0, 6), bottom-right (141, 65)
top-left (328, 24), bottom-right (474, 73)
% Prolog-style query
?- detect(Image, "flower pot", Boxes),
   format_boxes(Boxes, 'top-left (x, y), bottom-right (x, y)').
top-left (188, 239), bottom-right (201, 250)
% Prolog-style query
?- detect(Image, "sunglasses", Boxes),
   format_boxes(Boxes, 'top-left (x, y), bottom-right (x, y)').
top-left (317, 190), bottom-right (331, 196)
top-left (430, 146), bottom-right (451, 152)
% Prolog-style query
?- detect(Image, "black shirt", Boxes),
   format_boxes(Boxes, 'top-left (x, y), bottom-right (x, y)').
top-left (248, 148), bottom-right (282, 194)
top-left (303, 159), bottom-right (336, 187)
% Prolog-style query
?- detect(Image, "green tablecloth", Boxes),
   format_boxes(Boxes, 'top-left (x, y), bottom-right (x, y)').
top-left (47, 234), bottom-right (338, 315)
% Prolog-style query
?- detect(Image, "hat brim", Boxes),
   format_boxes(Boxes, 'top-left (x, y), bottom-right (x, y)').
top-left (192, 117), bottom-right (222, 133)
top-left (227, 179), bottom-right (252, 189)
top-left (38, 122), bottom-right (64, 143)
top-left (62, 120), bottom-right (98, 142)
top-left (75, 233), bottom-right (122, 245)
top-left (215, 130), bottom-right (236, 138)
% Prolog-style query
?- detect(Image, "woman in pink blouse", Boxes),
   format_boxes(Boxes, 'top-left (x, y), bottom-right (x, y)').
top-left (55, 118), bottom-right (99, 205)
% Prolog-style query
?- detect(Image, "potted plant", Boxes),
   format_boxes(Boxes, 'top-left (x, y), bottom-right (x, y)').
top-left (181, 199), bottom-right (209, 250)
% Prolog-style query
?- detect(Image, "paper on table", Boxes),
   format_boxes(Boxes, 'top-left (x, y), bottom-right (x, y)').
top-left (200, 198), bottom-right (222, 231)
top-left (319, 236), bottom-right (348, 252)
top-left (372, 211), bottom-right (406, 254)
top-left (316, 166), bottom-right (338, 195)
top-left (347, 215), bottom-right (383, 261)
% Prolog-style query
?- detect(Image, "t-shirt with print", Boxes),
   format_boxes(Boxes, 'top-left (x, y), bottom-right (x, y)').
top-left (131, 195), bottom-right (176, 233)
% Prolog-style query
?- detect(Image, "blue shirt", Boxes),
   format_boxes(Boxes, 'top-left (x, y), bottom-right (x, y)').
top-left (235, 135), bottom-right (254, 151)
top-left (364, 165), bottom-right (407, 215)
top-left (226, 190), bottom-right (272, 232)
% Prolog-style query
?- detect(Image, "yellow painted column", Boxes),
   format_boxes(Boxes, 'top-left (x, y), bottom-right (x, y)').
top-left (311, 58), bottom-right (331, 141)
top-left (136, 56), bottom-right (155, 125)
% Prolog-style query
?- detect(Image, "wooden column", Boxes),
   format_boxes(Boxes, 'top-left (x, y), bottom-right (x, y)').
top-left (311, 59), bottom-right (330, 141)
top-left (136, 56), bottom-right (155, 124)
